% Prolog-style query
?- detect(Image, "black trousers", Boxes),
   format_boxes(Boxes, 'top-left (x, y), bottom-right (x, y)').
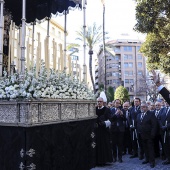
top-left (130, 129), bottom-right (138, 155)
top-left (112, 131), bottom-right (124, 159)
top-left (161, 132), bottom-right (170, 161)
top-left (138, 133), bottom-right (144, 157)
top-left (154, 134), bottom-right (164, 157)
top-left (142, 138), bottom-right (155, 164)
top-left (123, 128), bottom-right (132, 153)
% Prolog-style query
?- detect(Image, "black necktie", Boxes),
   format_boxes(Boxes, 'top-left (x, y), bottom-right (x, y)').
top-left (141, 113), bottom-right (144, 121)
top-left (166, 108), bottom-right (169, 116)
top-left (126, 111), bottom-right (128, 127)
top-left (155, 110), bottom-right (159, 117)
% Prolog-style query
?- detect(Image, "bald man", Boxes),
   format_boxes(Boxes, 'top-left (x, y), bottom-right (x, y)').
top-left (95, 97), bottom-right (113, 166)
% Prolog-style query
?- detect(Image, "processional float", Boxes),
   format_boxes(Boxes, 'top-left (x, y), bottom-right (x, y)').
top-left (0, 1), bottom-right (96, 170)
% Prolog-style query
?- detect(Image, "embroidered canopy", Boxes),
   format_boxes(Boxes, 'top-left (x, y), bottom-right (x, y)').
top-left (4, 0), bottom-right (82, 26)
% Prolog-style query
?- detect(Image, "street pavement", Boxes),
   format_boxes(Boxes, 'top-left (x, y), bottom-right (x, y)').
top-left (91, 154), bottom-right (170, 170)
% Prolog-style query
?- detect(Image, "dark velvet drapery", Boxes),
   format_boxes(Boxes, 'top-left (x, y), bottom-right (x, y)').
top-left (4, 0), bottom-right (82, 26)
top-left (0, 119), bottom-right (96, 170)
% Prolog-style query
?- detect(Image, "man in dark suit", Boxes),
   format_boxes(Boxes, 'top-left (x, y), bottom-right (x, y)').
top-left (122, 101), bottom-right (132, 155)
top-left (158, 102), bottom-right (170, 165)
top-left (111, 99), bottom-right (126, 163)
top-left (153, 101), bottom-right (165, 159)
top-left (137, 102), bottom-right (157, 168)
top-left (149, 102), bottom-right (155, 112)
top-left (128, 97), bottom-right (144, 159)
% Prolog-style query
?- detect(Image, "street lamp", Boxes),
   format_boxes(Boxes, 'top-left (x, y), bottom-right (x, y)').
top-left (101, 0), bottom-right (106, 92)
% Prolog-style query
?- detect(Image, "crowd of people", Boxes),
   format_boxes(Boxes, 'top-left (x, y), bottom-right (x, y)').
top-left (95, 71), bottom-right (170, 168)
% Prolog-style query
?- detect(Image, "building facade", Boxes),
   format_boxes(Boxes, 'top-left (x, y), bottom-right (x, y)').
top-left (95, 39), bottom-right (147, 101)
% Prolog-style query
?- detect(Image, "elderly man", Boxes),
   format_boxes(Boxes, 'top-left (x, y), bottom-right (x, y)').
top-left (137, 102), bottom-right (157, 168)
top-left (149, 102), bottom-right (155, 112)
top-left (154, 101), bottom-right (165, 159)
top-left (95, 97), bottom-right (113, 166)
top-left (158, 102), bottom-right (170, 165)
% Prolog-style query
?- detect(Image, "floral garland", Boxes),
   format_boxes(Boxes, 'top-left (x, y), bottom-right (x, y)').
top-left (0, 64), bottom-right (95, 100)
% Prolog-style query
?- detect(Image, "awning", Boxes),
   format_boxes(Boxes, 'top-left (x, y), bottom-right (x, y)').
top-left (4, 0), bottom-right (82, 26)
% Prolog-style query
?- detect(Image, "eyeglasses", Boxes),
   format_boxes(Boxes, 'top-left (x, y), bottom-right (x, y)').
top-left (97, 101), bottom-right (103, 103)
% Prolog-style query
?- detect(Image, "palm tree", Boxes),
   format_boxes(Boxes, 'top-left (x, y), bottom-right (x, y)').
top-left (75, 23), bottom-right (103, 92)
top-left (67, 23), bottom-right (115, 93)
top-left (67, 23), bottom-right (103, 92)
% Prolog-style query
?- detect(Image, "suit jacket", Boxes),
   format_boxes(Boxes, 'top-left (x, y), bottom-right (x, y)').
top-left (128, 106), bottom-right (141, 128)
top-left (111, 107), bottom-right (126, 132)
top-left (159, 87), bottom-right (170, 105)
top-left (167, 112), bottom-right (170, 136)
top-left (122, 109), bottom-right (130, 128)
top-left (154, 108), bottom-right (165, 135)
top-left (158, 107), bottom-right (170, 136)
top-left (136, 110), bottom-right (157, 140)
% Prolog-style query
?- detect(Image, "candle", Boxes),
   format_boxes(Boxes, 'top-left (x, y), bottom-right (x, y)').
top-left (36, 33), bottom-right (41, 78)
top-left (36, 46), bottom-right (39, 78)
top-left (79, 65), bottom-right (81, 82)
top-left (85, 65), bottom-right (87, 83)
top-left (16, 32), bottom-right (20, 71)
top-left (76, 59), bottom-right (78, 79)
top-left (26, 38), bottom-right (30, 71)
top-left (44, 38), bottom-right (47, 68)
top-left (11, 22), bottom-right (15, 64)
top-left (8, 21), bottom-right (13, 73)
top-left (59, 44), bottom-right (63, 71)
top-left (18, 28), bottom-right (22, 73)
top-left (68, 55), bottom-right (71, 74)
top-left (31, 24), bottom-right (35, 68)
top-left (37, 33), bottom-right (41, 68)
top-left (46, 36), bottom-right (50, 78)
top-left (58, 57), bottom-right (60, 71)
top-left (55, 42), bottom-right (58, 70)
top-left (39, 42), bottom-right (41, 69)
top-left (71, 61), bottom-right (74, 80)
top-left (52, 39), bottom-right (56, 70)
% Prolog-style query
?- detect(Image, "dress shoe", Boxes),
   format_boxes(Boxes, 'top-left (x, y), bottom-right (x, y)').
top-left (142, 160), bottom-right (149, 164)
top-left (118, 159), bottom-right (123, 163)
top-left (130, 154), bottom-right (138, 158)
top-left (139, 155), bottom-right (144, 160)
top-left (155, 154), bottom-right (160, 158)
top-left (161, 155), bottom-right (166, 160)
top-left (113, 158), bottom-right (117, 163)
top-left (150, 163), bottom-right (155, 168)
top-left (96, 163), bottom-right (105, 167)
top-left (162, 160), bottom-right (170, 165)
top-left (128, 151), bottom-right (133, 155)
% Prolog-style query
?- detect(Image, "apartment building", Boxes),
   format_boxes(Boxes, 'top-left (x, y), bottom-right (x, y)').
top-left (95, 39), bottom-right (147, 101)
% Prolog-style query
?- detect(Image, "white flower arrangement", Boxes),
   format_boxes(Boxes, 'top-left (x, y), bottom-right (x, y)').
top-left (0, 63), bottom-right (95, 100)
